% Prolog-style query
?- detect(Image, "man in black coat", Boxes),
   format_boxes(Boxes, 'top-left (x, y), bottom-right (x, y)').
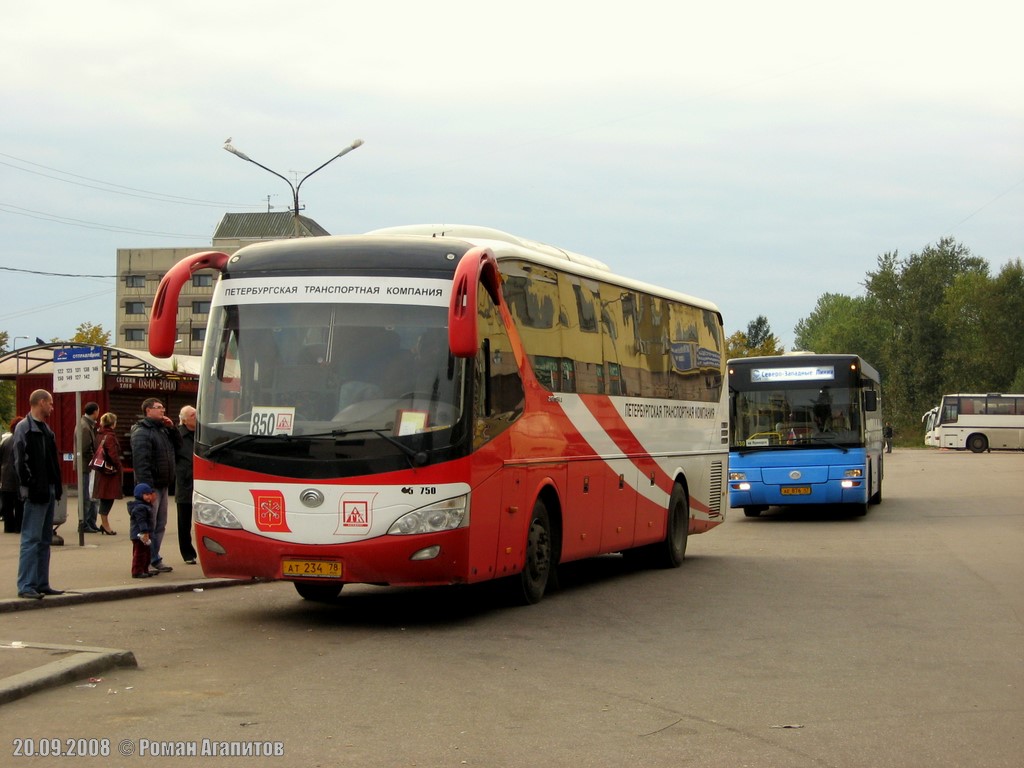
top-left (12, 389), bottom-right (65, 599)
top-left (175, 405), bottom-right (198, 564)
top-left (130, 397), bottom-right (181, 574)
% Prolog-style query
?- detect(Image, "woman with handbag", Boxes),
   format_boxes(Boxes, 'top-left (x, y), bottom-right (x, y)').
top-left (92, 412), bottom-right (124, 534)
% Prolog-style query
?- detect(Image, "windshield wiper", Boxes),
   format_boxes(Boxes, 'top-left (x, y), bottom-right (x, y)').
top-left (305, 427), bottom-right (429, 468)
top-left (205, 432), bottom-right (295, 458)
top-left (807, 435), bottom-right (849, 453)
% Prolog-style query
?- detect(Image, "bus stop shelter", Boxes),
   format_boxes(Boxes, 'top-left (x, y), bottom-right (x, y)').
top-left (0, 343), bottom-right (201, 492)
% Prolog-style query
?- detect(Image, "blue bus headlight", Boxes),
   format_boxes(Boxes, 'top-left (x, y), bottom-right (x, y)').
top-left (729, 471), bottom-right (747, 481)
top-left (388, 495), bottom-right (470, 535)
top-left (193, 492), bottom-right (243, 529)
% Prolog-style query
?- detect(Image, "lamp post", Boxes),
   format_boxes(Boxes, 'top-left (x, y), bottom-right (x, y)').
top-left (13, 335), bottom-right (31, 350)
top-left (223, 139), bottom-right (364, 236)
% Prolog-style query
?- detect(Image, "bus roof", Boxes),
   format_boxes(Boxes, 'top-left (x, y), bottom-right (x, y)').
top-left (366, 224), bottom-right (722, 315)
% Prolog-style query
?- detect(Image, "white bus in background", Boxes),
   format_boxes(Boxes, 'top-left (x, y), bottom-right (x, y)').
top-left (936, 393), bottom-right (1024, 452)
top-left (921, 405), bottom-right (940, 447)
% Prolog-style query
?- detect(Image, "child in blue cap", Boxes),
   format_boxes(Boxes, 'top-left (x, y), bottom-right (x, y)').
top-left (129, 483), bottom-right (157, 578)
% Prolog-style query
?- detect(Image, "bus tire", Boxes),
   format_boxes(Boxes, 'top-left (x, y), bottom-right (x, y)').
top-left (968, 434), bottom-right (988, 453)
top-left (743, 506), bottom-right (765, 518)
top-left (514, 500), bottom-right (553, 605)
top-left (294, 581), bottom-right (343, 602)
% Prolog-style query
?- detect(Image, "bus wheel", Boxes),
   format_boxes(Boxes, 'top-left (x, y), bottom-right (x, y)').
top-left (515, 500), bottom-right (553, 605)
top-left (743, 507), bottom-right (764, 518)
top-left (294, 581), bottom-right (343, 602)
top-left (968, 434), bottom-right (988, 453)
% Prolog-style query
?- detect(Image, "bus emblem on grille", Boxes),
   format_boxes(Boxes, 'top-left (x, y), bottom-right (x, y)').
top-left (300, 489), bottom-right (324, 508)
top-left (789, 470), bottom-right (802, 480)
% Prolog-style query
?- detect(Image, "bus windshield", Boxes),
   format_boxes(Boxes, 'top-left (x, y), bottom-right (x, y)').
top-left (197, 299), bottom-right (466, 477)
top-left (730, 383), bottom-right (863, 448)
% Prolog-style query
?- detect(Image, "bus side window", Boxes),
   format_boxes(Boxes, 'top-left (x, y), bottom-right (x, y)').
top-left (474, 286), bottom-right (524, 448)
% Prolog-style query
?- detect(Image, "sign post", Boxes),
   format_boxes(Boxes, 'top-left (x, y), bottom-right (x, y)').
top-left (52, 346), bottom-right (103, 546)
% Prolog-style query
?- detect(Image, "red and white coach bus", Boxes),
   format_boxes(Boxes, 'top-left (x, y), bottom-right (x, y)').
top-left (149, 225), bottom-right (728, 604)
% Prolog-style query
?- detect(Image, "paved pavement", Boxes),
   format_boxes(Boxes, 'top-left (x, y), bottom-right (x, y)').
top-left (1, 495), bottom-right (246, 705)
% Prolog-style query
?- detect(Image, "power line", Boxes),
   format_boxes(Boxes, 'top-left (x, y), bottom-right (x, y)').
top-left (0, 266), bottom-right (116, 278)
top-left (0, 202), bottom-right (209, 238)
top-left (0, 151), bottom-right (261, 209)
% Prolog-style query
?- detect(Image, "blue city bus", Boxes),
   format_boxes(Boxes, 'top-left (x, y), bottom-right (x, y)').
top-left (727, 354), bottom-right (883, 516)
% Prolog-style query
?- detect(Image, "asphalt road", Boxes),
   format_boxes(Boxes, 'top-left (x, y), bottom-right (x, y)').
top-left (2, 449), bottom-right (1022, 767)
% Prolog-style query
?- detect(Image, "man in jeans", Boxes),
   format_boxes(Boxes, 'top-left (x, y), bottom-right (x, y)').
top-left (130, 397), bottom-right (181, 574)
top-left (12, 390), bottom-right (65, 599)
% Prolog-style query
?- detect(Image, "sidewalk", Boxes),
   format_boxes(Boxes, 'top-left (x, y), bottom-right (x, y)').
top-left (1, 497), bottom-right (242, 611)
top-left (1, 496), bottom-right (248, 705)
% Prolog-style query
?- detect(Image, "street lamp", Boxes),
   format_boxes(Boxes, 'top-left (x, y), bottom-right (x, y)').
top-left (13, 336), bottom-right (31, 350)
top-left (223, 139), bottom-right (364, 236)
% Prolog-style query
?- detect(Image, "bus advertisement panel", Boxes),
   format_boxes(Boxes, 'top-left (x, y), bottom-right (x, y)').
top-left (148, 226), bottom-right (728, 605)
top-left (727, 354), bottom-right (883, 516)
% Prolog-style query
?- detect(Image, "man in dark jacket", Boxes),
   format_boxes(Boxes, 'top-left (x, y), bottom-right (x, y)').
top-left (75, 401), bottom-right (101, 532)
top-left (12, 389), bottom-right (65, 599)
top-left (129, 397), bottom-right (181, 574)
top-left (175, 405), bottom-right (198, 564)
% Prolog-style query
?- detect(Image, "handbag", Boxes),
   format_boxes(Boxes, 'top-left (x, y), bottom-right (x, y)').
top-left (90, 442), bottom-right (117, 475)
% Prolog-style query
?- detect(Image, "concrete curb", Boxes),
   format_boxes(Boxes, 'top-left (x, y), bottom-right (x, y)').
top-left (0, 578), bottom-right (250, 614)
top-left (0, 642), bottom-right (139, 706)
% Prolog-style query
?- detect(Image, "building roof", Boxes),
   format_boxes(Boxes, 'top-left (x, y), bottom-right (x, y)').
top-left (213, 211), bottom-right (330, 240)
top-left (0, 343), bottom-right (202, 380)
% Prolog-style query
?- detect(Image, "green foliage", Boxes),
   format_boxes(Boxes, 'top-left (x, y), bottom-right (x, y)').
top-left (795, 239), bottom-right (1024, 441)
top-left (69, 322), bottom-right (112, 346)
top-left (726, 316), bottom-right (785, 359)
top-left (0, 331), bottom-right (15, 424)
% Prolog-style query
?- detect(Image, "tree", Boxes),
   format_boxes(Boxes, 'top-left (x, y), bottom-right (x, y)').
top-left (726, 316), bottom-right (784, 360)
top-left (794, 293), bottom-right (886, 364)
top-left (864, 237), bottom-right (988, 425)
top-left (69, 322), bottom-right (112, 346)
top-left (0, 331), bottom-right (15, 424)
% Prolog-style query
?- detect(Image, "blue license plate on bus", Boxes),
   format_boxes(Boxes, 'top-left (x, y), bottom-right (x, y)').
top-left (780, 486), bottom-right (811, 496)
top-left (282, 559), bottom-right (343, 579)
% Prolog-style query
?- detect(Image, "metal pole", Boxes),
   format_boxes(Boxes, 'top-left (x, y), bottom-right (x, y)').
top-left (75, 390), bottom-right (84, 547)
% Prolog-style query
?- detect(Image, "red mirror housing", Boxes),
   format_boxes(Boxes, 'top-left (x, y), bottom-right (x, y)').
top-left (149, 251), bottom-right (230, 358)
top-left (448, 247), bottom-right (501, 358)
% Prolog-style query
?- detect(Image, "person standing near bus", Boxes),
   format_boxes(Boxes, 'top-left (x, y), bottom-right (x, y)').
top-left (130, 397), bottom-right (181, 574)
top-left (883, 422), bottom-right (894, 453)
top-left (1, 417), bottom-right (25, 534)
top-left (12, 390), bottom-right (65, 599)
top-left (75, 401), bottom-right (101, 532)
top-left (174, 404), bottom-right (198, 565)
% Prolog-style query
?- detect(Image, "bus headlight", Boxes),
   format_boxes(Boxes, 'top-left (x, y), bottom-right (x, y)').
top-left (729, 472), bottom-right (747, 481)
top-left (193, 492), bottom-right (243, 529)
top-left (388, 495), bottom-right (470, 535)
top-left (844, 469), bottom-right (863, 477)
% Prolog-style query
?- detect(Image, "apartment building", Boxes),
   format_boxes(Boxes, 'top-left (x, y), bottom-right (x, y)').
top-left (116, 212), bottom-right (328, 353)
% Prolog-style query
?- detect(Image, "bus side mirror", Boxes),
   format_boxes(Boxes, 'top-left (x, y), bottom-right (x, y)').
top-left (149, 251), bottom-right (230, 357)
top-left (448, 246), bottom-right (500, 359)
top-left (864, 391), bottom-right (878, 412)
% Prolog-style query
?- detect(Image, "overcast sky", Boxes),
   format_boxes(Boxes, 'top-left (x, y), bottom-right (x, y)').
top-left (2, 1), bottom-right (1021, 351)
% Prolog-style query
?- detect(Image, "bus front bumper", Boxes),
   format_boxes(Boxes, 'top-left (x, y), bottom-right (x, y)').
top-left (195, 523), bottom-right (472, 587)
